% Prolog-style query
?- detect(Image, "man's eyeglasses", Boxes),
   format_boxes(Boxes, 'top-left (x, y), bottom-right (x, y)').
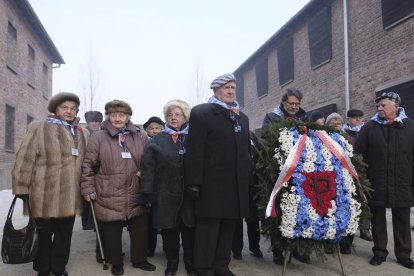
top-left (284, 101), bottom-right (300, 107)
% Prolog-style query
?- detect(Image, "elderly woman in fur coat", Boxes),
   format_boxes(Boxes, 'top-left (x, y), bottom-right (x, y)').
top-left (81, 100), bottom-right (156, 275)
top-left (12, 92), bottom-right (87, 276)
top-left (139, 99), bottom-right (196, 276)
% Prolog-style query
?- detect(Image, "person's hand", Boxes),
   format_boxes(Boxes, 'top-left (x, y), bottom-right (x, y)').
top-left (84, 194), bottom-right (91, 202)
top-left (186, 185), bottom-right (200, 200)
top-left (85, 192), bottom-right (97, 202)
top-left (137, 194), bottom-right (154, 207)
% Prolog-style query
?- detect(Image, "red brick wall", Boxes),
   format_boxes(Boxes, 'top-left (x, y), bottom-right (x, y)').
top-left (239, 0), bottom-right (414, 130)
top-left (0, 0), bottom-right (55, 188)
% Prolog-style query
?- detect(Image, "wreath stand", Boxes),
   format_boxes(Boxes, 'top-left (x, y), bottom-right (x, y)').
top-left (281, 245), bottom-right (346, 276)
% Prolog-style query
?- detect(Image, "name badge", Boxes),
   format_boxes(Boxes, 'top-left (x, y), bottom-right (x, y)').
top-left (234, 125), bottom-right (242, 133)
top-left (121, 152), bottom-right (132, 159)
top-left (71, 148), bottom-right (79, 156)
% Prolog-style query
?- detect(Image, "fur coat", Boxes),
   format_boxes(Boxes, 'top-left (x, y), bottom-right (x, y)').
top-left (12, 116), bottom-right (87, 218)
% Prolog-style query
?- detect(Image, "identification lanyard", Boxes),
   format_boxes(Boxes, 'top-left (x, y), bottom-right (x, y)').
top-left (230, 112), bottom-right (242, 133)
top-left (178, 134), bottom-right (187, 155)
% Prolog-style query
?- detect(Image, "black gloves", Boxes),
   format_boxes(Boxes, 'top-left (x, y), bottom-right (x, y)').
top-left (16, 194), bottom-right (29, 200)
top-left (186, 185), bottom-right (200, 200)
top-left (137, 194), bottom-right (155, 206)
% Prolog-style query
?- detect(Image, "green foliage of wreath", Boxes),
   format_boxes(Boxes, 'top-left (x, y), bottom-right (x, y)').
top-left (255, 120), bottom-right (372, 259)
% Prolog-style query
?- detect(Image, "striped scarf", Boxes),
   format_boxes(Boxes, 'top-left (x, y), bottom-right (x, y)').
top-left (342, 123), bottom-right (364, 133)
top-left (207, 96), bottom-right (240, 115)
top-left (371, 107), bottom-right (407, 125)
top-left (46, 117), bottom-right (78, 136)
top-left (163, 124), bottom-right (189, 145)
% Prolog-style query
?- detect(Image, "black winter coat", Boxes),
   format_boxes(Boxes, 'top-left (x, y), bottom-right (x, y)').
top-left (185, 103), bottom-right (251, 219)
top-left (262, 105), bottom-right (307, 129)
top-left (140, 131), bottom-right (195, 229)
top-left (356, 118), bottom-right (414, 207)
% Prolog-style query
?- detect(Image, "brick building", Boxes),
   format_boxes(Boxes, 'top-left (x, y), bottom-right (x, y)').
top-left (0, 0), bottom-right (64, 189)
top-left (234, 0), bottom-right (414, 130)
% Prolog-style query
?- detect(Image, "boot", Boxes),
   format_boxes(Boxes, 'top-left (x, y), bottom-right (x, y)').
top-left (165, 259), bottom-right (179, 276)
top-left (184, 259), bottom-right (197, 276)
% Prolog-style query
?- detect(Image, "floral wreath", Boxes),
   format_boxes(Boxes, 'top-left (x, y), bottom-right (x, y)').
top-left (256, 122), bottom-right (371, 256)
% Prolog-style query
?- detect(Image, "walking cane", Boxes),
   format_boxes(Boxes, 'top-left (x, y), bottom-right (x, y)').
top-left (89, 193), bottom-right (109, 270)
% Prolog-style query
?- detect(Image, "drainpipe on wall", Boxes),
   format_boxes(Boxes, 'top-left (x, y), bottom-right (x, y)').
top-left (343, 0), bottom-right (350, 112)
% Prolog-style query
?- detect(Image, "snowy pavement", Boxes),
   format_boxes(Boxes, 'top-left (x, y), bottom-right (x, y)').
top-left (0, 189), bottom-right (413, 276)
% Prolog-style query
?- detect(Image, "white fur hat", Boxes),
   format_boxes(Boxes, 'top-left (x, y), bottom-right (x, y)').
top-left (163, 99), bottom-right (191, 122)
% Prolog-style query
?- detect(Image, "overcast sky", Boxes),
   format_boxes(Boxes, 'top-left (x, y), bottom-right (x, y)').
top-left (29, 0), bottom-right (310, 123)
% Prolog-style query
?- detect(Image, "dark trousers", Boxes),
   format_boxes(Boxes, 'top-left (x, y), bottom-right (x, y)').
top-left (370, 206), bottom-right (412, 259)
top-left (33, 216), bottom-right (75, 273)
top-left (232, 218), bottom-right (260, 254)
top-left (161, 221), bottom-right (195, 262)
top-left (81, 199), bottom-right (91, 229)
top-left (100, 215), bottom-right (148, 265)
top-left (147, 209), bottom-right (158, 252)
top-left (194, 217), bottom-right (236, 276)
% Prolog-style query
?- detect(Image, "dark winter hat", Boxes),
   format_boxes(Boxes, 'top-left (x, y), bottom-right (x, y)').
top-left (143, 116), bottom-right (165, 130)
top-left (47, 92), bottom-right (80, 114)
top-left (210, 73), bottom-right (236, 90)
top-left (326, 112), bottom-right (343, 126)
top-left (346, 109), bottom-right (364, 118)
top-left (375, 91), bottom-right (401, 104)
top-left (85, 111), bottom-right (103, 123)
top-left (105, 100), bottom-right (132, 115)
top-left (309, 110), bottom-right (325, 122)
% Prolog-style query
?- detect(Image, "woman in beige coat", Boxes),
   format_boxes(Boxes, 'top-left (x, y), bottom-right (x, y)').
top-left (12, 92), bottom-right (87, 276)
top-left (81, 100), bottom-right (155, 275)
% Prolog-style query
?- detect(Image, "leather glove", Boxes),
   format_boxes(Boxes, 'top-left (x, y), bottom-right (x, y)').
top-left (16, 194), bottom-right (29, 200)
top-left (137, 194), bottom-right (154, 206)
top-left (186, 185), bottom-right (200, 200)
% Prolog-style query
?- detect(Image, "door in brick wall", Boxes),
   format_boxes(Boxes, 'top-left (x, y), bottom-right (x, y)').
top-left (377, 79), bottom-right (414, 119)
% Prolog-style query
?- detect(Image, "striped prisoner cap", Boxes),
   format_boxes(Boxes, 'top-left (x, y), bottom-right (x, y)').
top-left (210, 73), bottom-right (236, 90)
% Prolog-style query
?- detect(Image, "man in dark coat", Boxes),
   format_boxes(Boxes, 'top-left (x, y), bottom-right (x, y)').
top-left (262, 87), bottom-right (307, 129)
top-left (185, 73), bottom-right (251, 276)
top-left (356, 91), bottom-right (414, 269)
top-left (342, 109), bottom-right (373, 242)
top-left (261, 87), bottom-right (310, 264)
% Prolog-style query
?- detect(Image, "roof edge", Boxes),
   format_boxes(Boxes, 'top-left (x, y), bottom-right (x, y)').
top-left (15, 0), bottom-right (65, 64)
top-left (233, 0), bottom-right (319, 75)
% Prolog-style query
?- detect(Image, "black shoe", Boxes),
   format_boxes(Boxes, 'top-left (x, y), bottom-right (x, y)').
top-left (165, 259), bottom-right (179, 276)
top-left (397, 258), bottom-right (414, 269)
top-left (52, 271), bottom-right (68, 276)
top-left (273, 251), bottom-right (285, 265)
top-left (147, 249), bottom-right (155, 257)
top-left (369, 255), bottom-right (386, 266)
top-left (292, 250), bottom-right (311, 264)
top-left (250, 248), bottom-right (263, 258)
top-left (233, 252), bottom-right (242, 260)
top-left (360, 229), bottom-right (373, 241)
top-left (133, 260), bottom-right (156, 271)
top-left (340, 244), bottom-right (351, 255)
top-left (216, 271), bottom-right (236, 276)
top-left (111, 264), bottom-right (124, 276)
top-left (96, 257), bottom-right (104, 264)
top-left (184, 260), bottom-right (197, 276)
top-left (37, 272), bottom-right (50, 276)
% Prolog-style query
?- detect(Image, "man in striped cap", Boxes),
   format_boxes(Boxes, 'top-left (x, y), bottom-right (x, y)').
top-left (186, 73), bottom-right (251, 276)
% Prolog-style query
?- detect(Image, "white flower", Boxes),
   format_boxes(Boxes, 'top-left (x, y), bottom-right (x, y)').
top-left (303, 162), bottom-right (315, 172)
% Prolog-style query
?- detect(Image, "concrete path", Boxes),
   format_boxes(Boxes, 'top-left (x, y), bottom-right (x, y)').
top-left (0, 190), bottom-right (413, 276)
